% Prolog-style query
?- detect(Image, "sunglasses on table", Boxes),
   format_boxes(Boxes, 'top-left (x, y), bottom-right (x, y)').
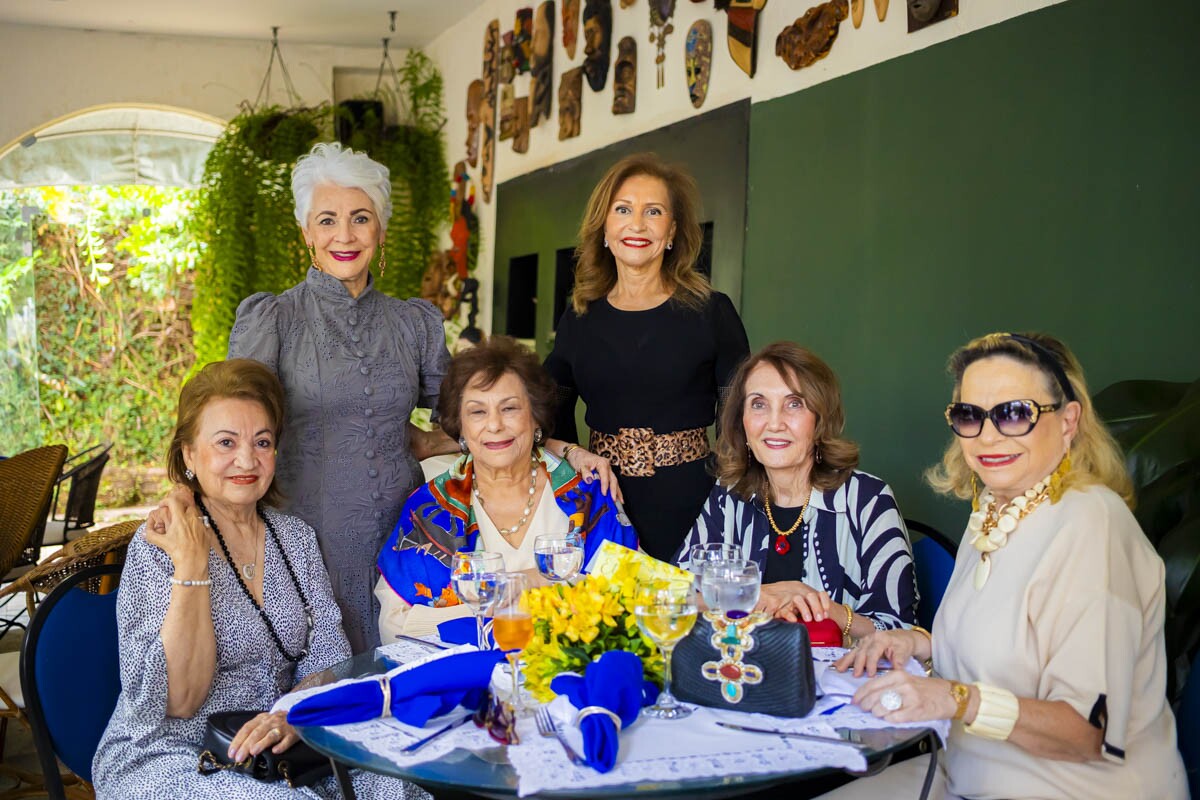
top-left (944, 399), bottom-right (1062, 438)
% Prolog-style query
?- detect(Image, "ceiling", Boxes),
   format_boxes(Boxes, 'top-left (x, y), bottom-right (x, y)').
top-left (0, 0), bottom-right (489, 49)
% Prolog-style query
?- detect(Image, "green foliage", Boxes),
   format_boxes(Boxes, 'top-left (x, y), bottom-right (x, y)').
top-left (0, 186), bottom-right (200, 502)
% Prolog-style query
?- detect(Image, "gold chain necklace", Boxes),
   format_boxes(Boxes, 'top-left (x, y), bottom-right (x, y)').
top-left (764, 490), bottom-right (810, 556)
top-left (473, 457), bottom-right (539, 537)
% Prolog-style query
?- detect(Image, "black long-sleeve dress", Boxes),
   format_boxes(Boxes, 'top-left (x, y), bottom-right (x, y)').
top-left (544, 292), bottom-right (749, 560)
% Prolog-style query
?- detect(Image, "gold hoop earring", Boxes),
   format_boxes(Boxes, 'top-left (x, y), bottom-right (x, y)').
top-left (377, 243), bottom-right (386, 277)
top-left (308, 243), bottom-right (320, 272)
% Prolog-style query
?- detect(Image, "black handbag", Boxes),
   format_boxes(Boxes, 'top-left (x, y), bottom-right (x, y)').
top-left (672, 612), bottom-right (816, 717)
top-left (197, 710), bottom-right (333, 789)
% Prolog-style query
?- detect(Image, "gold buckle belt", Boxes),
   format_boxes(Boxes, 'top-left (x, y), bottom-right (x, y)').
top-left (589, 427), bottom-right (709, 478)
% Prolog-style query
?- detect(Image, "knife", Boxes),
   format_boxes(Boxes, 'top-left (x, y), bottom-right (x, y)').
top-left (394, 634), bottom-right (450, 650)
top-left (715, 721), bottom-right (869, 751)
top-left (400, 714), bottom-right (474, 753)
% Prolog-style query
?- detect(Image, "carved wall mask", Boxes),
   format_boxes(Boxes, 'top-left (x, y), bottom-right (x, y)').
top-left (465, 79), bottom-right (484, 167)
top-left (613, 36), bottom-right (636, 114)
top-left (648, 0), bottom-right (676, 89)
top-left (684, 20), bottom-right (713, 109)
top-left (480, 20), bottom-right (499, 203)
top-left (498, 83), bottom-right (517, 141)
top-left (499, 32), bottom-right (517, 84)
top-left (530, 1), bottom-right (555, 127)
top-left (513, 8), bottom-right (534, 73)
top-left (562, 0), bottom-right (581, 59)
top-left (558, 66), bottom-right (583, 140)
top-left (724, 0), bottom-right (767, 78)
top-left (775, 1), bottom-right (848, 71)
top-left (907, 0), bottom-right (956, 31)
top-left (582, 0), bottom-right (613, 92)
top-left (512, 96), bottom-right (531, 154)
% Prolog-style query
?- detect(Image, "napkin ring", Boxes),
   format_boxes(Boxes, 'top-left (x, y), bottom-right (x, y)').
top-left (576, 706), bottom-right (622, 730)
top-left (378, 675), bottom-right (392, 718)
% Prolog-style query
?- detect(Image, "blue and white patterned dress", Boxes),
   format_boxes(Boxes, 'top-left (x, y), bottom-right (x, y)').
top-left (674, 471), bottom-right (918, 630)
top-left (92, 513), bottom-right (429, 800)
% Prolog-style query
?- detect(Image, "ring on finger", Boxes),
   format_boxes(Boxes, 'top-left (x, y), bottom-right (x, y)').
top-left (269, 727), bottom-right (282, 739)
top-left (880, 690), bottom-right (903, 712)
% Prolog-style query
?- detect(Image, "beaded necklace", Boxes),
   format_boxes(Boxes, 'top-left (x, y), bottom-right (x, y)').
top-left (763, 490), bottom-right (811, 557)
top-left (473, 456), bottom-right (540, 537)
top-left (967, 475), bottom-right (1053, 590)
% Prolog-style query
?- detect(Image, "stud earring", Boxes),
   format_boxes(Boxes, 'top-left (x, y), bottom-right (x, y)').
top-left (377, 243), bottom-right (387, 278)
top-left (666, 241), bottom-right (673, 250)
top-left (184, 468), bottom-right (195, 480)
top-left (307, 243), bottom-right (320, 272)
top-left (534, 427), bottom-right (543, 445)
top-left (459, 436), bottom-right (469, 455)
top-left (603, 238), bottom-right (609, 248)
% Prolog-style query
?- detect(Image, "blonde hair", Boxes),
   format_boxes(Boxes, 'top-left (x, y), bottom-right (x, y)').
top-left (571, 153), bottom-right (710, 314)
top-left (925, 332), bottom-right (1134, 507)
top-left (716, 342), bottom-right (860, 499)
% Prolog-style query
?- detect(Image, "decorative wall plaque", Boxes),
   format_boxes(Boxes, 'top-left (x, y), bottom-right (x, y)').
top-left (583, 0), bottom-right (613, 91)
top-left (558, 66), bottom-right (584, 140)
top-left (465, 79), bottom-right (484, 168)
top-left (512, 96), bottom-right (531, 154)
top-left (907, 0), bottom-right (956, 32)
top-left (480, 20), bottom-right (500, 202)
top-left (648, 0), bottom-right (676, 89)
top-left (685, 20), bottom-right (713, 109)
top-left (531, 1), bottom-right (555, 126)
top-left (563, 0), bottom-right (581, 58)
top-left (724, 0), bottom-right (767, 78)
top-left (775, 1), bottom-right (847, 71)
top-left (499, 83), bottom-right (517, 141)
top-left (613, 36), bottom-right (637, 114)
top-left (513, 8), bottom-right (534, 73)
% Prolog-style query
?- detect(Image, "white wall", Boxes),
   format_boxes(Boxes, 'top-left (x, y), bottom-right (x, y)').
top-left (425, 0), bottom-right (1068, 333)
top-left (0, 23), bottom-right (388, 148)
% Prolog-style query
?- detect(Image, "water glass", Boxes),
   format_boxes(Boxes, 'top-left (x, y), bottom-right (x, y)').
top-left (635, 580), bottom-right (698, 720)
top-left (451, 551), bottom-right (504, 650)
top-left (534, 533), bottom-right (584, 583)
top-left (700, 560), bottom-right (761, 619)
top-left (688, 542), bottom-right (741, 590)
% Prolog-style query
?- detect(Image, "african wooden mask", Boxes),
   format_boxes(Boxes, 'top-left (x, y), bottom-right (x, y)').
top-left (499, 32), bottom-right (517, 84)
top-left (723, 0), bottom-right (767, 78)
top-left (907, 0), bottom-right (955, 32)
top-left (498, 83), bottom-right (517, 141)
top-left (558, 67), bottom-right (583, 140)
top-left (481, 20), bottom-right (499, 203)
top-left (876, 0), bottom-right (889, 21)
top-left (685, 20), bottom-right (713, 109)
top-left (513, 8), bottom-right (534, 74)
top-left (648, 0), bottom-right (676, 89)
top-left (512, 96), bottom-right (530, 154)
top-left (582, 0), bottom-right (613, 92)
top-left (613, 36), bottom-right (637, 114)
top-left (562, 0), bottom-right (581, 59)
top-left (775, 1), bottom-right (848, 71)
top-left (465, 79), bottom-right (484, 168)
top-left (531, 1), bottom-right (555, 127)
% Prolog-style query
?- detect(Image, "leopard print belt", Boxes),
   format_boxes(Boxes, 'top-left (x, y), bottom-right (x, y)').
top-left (589, 426), bottom-right (710, 478)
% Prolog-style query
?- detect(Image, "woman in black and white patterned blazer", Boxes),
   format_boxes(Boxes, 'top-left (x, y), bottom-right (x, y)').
top-left (674, 342), bottom-right (917, 636)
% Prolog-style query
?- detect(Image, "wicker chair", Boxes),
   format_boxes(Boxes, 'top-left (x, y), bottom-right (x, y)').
top-left (0, 445), bottom-right (68, 637)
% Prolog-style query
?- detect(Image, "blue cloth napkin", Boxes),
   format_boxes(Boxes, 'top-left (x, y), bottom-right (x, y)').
top-left (550, 651), bottom-right (656, 772)
top-left (437, 617), bottom-right (494, 648)
top-left (287, 650), bottom-right (505, 728)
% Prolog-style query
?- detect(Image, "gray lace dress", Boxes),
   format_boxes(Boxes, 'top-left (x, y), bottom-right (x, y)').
top-left (92, 514), bottom-right (429, 799)
top-left (228, 267), bottom-right (451, 652)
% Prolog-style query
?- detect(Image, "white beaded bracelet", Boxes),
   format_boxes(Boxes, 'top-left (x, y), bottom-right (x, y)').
top-left (170, 576), bottom-right (212, 587)
top-left (964, 682), bottom-right (1019, 740)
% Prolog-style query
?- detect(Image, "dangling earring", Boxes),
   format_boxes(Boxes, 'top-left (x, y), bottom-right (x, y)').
top-left (814, 444), bottom-right (822, 464)
top-left (970, 473), bottom-right (981, 512)
top-left (603, 238), bottom-right (609, 248)
top-left (184, 467), bottom-right (195, 481)
top-left (459, 436), bottom-right (469, 455)
top-left (1047, 451), bottom-right (1071, 503)
top-left (307, 243), bottom-right (320, 272)
top-left (534, 427), bottom-right (543, 445)
top-left (377, 243), bottom-right (387, 277)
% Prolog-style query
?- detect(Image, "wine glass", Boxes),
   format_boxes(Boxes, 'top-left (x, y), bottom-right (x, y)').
top-left (635, 579), bottom-right (698, 720)
top-left (688, 542), bottom-right (741, 595)
top-left (451, 551), bottom-right (504, 650)
top-left (534, 533), bottom-right (584, 583)
top-left (700, 560), bottom-right (761, 620)
top-left (491, 572), bottom-right (533, 715)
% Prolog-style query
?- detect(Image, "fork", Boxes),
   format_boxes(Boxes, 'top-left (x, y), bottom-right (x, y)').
top-left (534, 705), bottom-right (586, 766)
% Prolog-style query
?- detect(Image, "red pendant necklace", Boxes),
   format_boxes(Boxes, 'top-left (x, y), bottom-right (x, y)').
top-left (764, 492), bottom-right (810, 555)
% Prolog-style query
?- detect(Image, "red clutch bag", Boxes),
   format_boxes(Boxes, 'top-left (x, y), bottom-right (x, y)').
top-left (802, 617), bottom-right (844, 647)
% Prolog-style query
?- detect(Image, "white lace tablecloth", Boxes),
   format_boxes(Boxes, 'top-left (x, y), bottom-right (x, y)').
top-left (285, 643), bottom-right (945, 796)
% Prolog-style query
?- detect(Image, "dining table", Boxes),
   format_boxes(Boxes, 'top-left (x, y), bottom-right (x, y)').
top-left (294, 645), bottom-right (939, 800)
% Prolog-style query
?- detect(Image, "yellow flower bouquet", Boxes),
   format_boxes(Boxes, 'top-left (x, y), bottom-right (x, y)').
top-left (519, 542), bottom-right (693, 701)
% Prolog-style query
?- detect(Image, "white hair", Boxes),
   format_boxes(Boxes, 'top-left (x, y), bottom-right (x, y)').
top-left (291, 142), bottom-right (393, 228)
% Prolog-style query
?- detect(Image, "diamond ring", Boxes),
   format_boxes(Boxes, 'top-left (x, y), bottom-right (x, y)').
top-left (880, 690), bottom-right (903, 712)
top-left (269, 727), bottom-right (282, 739)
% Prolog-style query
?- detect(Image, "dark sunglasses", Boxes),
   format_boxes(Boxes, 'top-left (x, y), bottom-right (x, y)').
top-left (944, 399), bottom-right (1061, 438)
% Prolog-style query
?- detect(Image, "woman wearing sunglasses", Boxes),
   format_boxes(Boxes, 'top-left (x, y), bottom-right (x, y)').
top-left (827, 332), bottom-right (1186, 799)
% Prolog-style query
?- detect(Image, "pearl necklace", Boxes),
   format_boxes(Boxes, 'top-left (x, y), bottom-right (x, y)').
top-left (968, 472), bottom-right (1054, 590)
top-left (473, 458), bottom-right (539, 537)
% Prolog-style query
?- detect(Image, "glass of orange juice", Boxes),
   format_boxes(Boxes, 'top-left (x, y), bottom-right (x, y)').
top-left (492, 572), bottom-right (534, 715)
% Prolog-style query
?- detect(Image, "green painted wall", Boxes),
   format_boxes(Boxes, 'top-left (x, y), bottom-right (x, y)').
top-left (743, 0), bottom-right (1200, 539)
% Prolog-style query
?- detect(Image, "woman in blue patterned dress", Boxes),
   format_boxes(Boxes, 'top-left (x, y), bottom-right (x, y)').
top-left (674, 342), bottom-right (917, 635)
top-left (93, 360), bottom-right (425, 799)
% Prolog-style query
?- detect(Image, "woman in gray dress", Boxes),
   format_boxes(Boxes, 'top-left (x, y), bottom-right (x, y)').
top-left (227, 142), bottom-right (452, 652)
top-left (93, 359), bottom-right (426, 799)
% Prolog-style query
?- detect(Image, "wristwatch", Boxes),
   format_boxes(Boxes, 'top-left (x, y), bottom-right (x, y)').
top-left (949, 681), bottom-right (971, 721)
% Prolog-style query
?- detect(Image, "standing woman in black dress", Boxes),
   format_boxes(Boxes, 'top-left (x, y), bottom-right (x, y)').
top-left (544, 153), bottom-right (750, 561)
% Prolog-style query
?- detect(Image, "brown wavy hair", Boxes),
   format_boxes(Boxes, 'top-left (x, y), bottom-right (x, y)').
top-left (716, 342), bottom-right (860, 500)
top-left (167, 359), bottom-right (286, 507)
top-left (438, 335), bottom-right (557, 442)
top-left (571, 153), bottom-right (710, 314)
top-left (924, 331), bottom-right (1134, 507)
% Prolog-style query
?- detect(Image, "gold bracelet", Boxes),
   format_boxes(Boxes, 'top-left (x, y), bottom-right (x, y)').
top-left (841, 604), bottom-right (854, 637)
top-left (963, 683), bottom-right (1019, 740)
top-left (561, 443), bottom-right (580, 462)
top-left (910, 625), bottom-right (934, 674)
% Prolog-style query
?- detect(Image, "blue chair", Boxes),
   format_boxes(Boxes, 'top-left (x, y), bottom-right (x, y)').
top-left (906, 519), bottom-right (957, 631)
top-left (1179, 649), bottom-right (1200, 799)
top-left (20, 562), bottom-right (122, 799)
